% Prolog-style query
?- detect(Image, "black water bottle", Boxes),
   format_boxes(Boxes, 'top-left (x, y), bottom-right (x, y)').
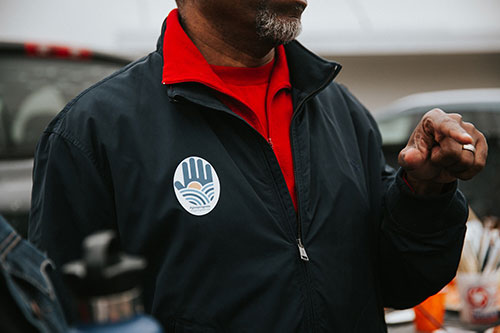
top-left (62, 230), bottom-right (163, 333)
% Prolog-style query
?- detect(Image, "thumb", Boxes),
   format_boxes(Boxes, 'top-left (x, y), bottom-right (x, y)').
top-left (398, 146), bottom-right (427, 170)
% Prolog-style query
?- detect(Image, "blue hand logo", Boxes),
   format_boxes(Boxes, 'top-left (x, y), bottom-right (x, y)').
top-left (174, 157), bottom-right (215, 206)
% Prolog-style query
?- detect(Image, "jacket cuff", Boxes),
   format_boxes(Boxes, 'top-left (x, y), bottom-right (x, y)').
top-left (384, 169), bottom-right (468, 235)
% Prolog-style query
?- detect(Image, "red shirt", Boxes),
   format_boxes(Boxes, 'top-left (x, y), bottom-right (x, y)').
top-left (162, 9), bottom-right (297, 209)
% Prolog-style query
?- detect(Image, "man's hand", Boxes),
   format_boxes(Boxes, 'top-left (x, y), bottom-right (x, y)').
top-left (398, 109), bottom-right (487, 195)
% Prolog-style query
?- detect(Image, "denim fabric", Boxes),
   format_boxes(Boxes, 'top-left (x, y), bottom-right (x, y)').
top-left (0, 215), bottom-right (67, 332)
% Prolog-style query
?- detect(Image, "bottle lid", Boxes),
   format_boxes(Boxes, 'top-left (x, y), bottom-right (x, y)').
top-left (62, 230), bottom-right (147, 297)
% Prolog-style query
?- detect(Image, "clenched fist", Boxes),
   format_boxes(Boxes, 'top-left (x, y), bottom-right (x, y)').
top-left (398, 108), bottom-right (488, 195)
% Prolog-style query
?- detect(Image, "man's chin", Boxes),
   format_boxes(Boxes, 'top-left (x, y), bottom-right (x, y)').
top-left (256, 10), bottom-right (302, 45)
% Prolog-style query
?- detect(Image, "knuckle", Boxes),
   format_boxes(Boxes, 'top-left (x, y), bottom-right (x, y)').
top-left (462, 121), bottom-right (475, 131)
top-left (425, 108), bottom-right (444, 118)
top-left (440, 118), bottom-right (454, 129)
top-left (449, 113), bottom-right (463, 121)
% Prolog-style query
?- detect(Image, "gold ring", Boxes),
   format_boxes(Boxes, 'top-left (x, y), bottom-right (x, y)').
top-left (462, 143), bottom-right (476, 154)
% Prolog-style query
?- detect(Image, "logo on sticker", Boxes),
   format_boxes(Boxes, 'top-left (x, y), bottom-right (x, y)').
top-left (173, 156), bottom-right (220, 216)
top-left (467, 286), bottom-right (489, 308)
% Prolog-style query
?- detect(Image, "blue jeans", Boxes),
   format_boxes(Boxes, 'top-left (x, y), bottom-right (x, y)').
top-left (0, 215), bottom-right (67, 332)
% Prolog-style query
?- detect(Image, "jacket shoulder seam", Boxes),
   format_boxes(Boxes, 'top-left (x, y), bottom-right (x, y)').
top-left (44, 129), bottom-right (100, 174)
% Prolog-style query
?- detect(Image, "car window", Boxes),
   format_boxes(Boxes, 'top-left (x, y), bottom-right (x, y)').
top-left (377, 106), bottom-right (500, 146)
top-left (0, 55), bottom-right (122, 159)
top-left (377, 115), bottom-right (414, 145)
top-left (377, 112), bottom-right (422, 145)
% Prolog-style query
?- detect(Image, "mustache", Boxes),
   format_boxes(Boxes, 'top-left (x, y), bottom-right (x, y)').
top-left (257, 1), bottom-right (307, 13)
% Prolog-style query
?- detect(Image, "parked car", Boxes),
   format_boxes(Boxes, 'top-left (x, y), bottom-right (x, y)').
top-left (375, 88), bottom-right (500, 220)
top-left (0, 42), bottom-right (131, 237)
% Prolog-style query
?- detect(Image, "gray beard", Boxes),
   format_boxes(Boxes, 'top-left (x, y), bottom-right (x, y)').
top-left (256, 7), bottom-right (302, 45)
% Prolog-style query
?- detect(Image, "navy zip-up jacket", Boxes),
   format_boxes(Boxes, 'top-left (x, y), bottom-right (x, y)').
top-left (29, 18), bottom-right (467, 332)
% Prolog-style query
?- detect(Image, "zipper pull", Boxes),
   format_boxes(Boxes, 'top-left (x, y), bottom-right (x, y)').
top-left (297, 239), bottom-right (310, 261)
top-left (268, 138), bottom-right (274, 150)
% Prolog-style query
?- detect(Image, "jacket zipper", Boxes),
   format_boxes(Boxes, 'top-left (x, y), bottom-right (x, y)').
top-left (290, 64), bottom-right (341, 262)
top-left (297, 238), bottom-right (309, 261)
top-left (289, 64), bottom-right (341, 332)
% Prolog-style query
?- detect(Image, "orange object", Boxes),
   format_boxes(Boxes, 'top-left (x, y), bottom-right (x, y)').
top-left (414, 292), bottom-right (446, 332)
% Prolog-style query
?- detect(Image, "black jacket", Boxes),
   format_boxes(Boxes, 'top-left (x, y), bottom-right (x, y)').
top-left (29, 20), bottom-right (467, 332)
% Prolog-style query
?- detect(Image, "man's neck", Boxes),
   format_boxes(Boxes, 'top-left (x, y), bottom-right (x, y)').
top-left (178, 6), bottom-right (275, 67)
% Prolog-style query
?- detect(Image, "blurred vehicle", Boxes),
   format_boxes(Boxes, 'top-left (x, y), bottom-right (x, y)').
top-left (375, 88), bottom-right (500, 220)
top-left (0, 42), bottom-right (130, 237)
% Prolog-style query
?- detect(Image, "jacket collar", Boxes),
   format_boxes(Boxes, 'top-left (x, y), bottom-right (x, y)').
top-left (283, 42), bottom-right (342, 107)
top-left (156, 10), bottom-right (342, 109)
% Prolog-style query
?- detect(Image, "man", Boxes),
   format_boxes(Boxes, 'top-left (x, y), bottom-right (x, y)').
top-left (29, 0), bottom-right (487, 331)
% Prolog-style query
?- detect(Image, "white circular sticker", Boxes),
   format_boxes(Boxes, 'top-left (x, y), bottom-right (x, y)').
top-left (173, 156), bottom-right (220, 216)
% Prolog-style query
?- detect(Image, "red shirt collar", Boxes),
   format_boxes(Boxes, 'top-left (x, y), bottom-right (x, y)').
top-left (210, 60), bottom-right (275, 86)
top-left (162, 9), bottom-right (291, 98)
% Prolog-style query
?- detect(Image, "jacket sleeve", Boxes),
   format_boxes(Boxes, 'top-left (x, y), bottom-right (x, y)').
top-left (338, 84), bottom-right (467, 309)
top-left (379, 165), bottom-right (467, 308)
top-left (28, 128), bottom-right (116, 319)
